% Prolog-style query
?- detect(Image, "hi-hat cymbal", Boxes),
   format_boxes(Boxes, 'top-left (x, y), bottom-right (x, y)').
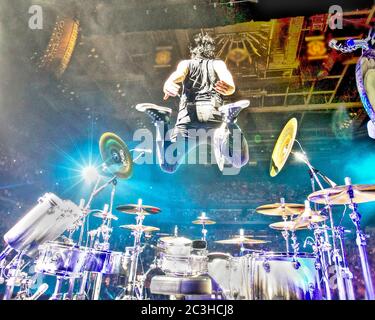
top-left (270, 118), bottom-right (298, 177)
top-left (215, 237), bottom-right (268, 245)
top-left (120, 224), bottom-right (160, 233)
top-left (99, 132), bottom-right (133, 179)
top-left (256, 203), bottom-right (305, 216)
top-left (192, 218), bottom-right (216, 225)
top-left (269, 220), bottom-right (309, 231)
top-left (308, 184), bottom-right (375, 205)
top-left (116, 204), bottom-right (161, 215)
top-left (92, 212), bottom-right (118, 221)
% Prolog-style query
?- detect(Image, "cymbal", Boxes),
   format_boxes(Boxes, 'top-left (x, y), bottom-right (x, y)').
top-left (120, 224), bottom-right (160, 233)
top-left (308, 184), bottom-right (375, 205)
top-left (298, 210), bottom-right (327, 224)
top-left (270, 118), bottom-right (298, 177)
top-left (256, 203), bottom-right (305, 216)
top-left (215, 237), bottom-right (268, 245)
top-left (116, 204), bottom-right (161, 215)
top-left (192, 218), bottom-right (216, 225)
top-left (92, 212), bottom-right (118, 221)
top-left (99, 132), bottom-right (133, 179)
top-left (269, 220), bottom-right (309, 231)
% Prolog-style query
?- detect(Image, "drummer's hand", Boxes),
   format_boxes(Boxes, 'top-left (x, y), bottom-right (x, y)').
top-left (163, 80), bottom-right (180, 100)
top-left (214, 80), bottom-right (234, 96)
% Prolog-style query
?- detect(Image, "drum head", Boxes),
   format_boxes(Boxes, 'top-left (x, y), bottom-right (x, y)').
top-left (158, 236), bottom-right (192, 246)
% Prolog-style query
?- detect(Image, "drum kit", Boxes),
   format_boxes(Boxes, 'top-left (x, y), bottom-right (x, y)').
top-left (0, 114), bottom-right (375, 300)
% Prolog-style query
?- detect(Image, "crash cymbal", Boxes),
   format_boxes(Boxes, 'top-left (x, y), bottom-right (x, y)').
top-left (92, 212), bottom-right (118, 221)
top-left (256, 203), bottom-right (305, 216)
top-left (116, 204), bottom-right (161, 215)
top-left (269, 220), bottom-right (309, 231)
top-left (99, 132), bottom-right (133, 179)
top-left (215, 237), bottom-right (268, 245)
top-left (192, 218), bottom-right (216, 225)
top-left (270, 118), bottom-right (298, 177)
top-left (120, 224), bottom-right (160, 233)
top-left (308, 184), bottom-right (375, 205)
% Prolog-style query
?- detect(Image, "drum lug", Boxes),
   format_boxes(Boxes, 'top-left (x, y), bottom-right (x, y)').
top-left (292, 259), bottom-right (301, 270)
top-left (262, 260), bottom-right (270, 273)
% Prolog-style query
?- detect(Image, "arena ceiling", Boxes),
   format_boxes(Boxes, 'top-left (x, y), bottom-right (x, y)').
top-left (1, 0), bottom-right (374, 163)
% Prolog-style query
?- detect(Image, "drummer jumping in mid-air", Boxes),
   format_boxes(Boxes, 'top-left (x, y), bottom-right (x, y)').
top-left (136, 33), bottom-right (250, 174)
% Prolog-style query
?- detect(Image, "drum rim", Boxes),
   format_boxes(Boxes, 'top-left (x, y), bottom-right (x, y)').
top-left (251, 251), bottom-right (315, 259)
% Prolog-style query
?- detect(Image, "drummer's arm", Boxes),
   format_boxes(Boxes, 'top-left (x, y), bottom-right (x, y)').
top-left (213, 60), bottom-right (235, 96)
top-left (163, 60), bottom-right (189, 100)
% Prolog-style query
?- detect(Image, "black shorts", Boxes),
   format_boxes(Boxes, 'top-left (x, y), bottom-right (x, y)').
top-left (171, 101), bottom-right (223, 140)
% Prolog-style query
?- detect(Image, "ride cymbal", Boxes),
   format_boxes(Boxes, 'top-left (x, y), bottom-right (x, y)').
top-left (99, 132), bottom-right (133, 179)
top-left (116, 204), bottom-right (161, 215)
top-left (120, 224), bottom-right (160, 233)
top-left (192, 218), bottom-right (216, 225)
top-left (256, 203), bottom-right (305, 216)
top-left (215, 237), bottom-right (268, 245)
top-left (270, 118), bottom-right (298, 177)
top-left (308, 184), bottom-right (375, 205)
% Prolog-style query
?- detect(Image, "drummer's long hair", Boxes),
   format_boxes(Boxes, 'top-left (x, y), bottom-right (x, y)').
top-left (190, 33), bottom-right (216, 59)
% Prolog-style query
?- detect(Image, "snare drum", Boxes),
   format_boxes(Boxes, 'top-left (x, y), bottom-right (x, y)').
top-left (35, 242), bottom-right (87, 278)
top-left (158, 254), bottom-right (208, 276)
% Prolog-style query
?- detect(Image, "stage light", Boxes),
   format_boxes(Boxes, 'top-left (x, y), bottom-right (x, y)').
top-left (294, 152), bottom-right (307, 162)
top-left (82, 166), bottom-right (99, 183)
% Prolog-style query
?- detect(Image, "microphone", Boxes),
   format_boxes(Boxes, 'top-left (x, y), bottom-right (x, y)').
top-left (28, 283), bottom-right (48, 300)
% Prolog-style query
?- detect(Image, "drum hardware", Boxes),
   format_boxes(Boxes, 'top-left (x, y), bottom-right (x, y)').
top-left (192, 212), bottom-right (216, 241)
top-left (308, 178), bottom-right (375, 299)
top-left (118, 199), bottom-right (158, 300)
top-left (270, 119), bottom-right (348, 300)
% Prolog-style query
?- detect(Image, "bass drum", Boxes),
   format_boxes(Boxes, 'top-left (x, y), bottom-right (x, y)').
top-left (207, 252), bottom-right (243, 299)
top-left (208, 252), bottom-right (321, 300)
top-left (244, 252), bottom-right (321, 300)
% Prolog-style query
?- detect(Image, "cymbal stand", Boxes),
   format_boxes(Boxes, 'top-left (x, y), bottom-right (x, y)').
top-left (311, 225), bottom-right (332, 300)
top-left (290, 230), bottom-right (300, 268)
top-left (76, 176), bottom-right (118, 300)
top-left (335, 226), bottom-right (355, 300)
top-left (345, 177), bottom-right (375, 300)
top-left (125, 199), bottom-right (146, 300)
top-left (3, 250), bottom-right (25, 300)
top-left (279, 198), bottom-right (290, 253)
top-left (78, 174), bottom-right (117, 246)
top-left (292, 143), bottom-right (347, 300)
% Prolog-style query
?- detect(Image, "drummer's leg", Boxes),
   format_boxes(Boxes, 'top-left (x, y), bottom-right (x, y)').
top-left (160, 134), bottom-right (198, 174)
top-left (213, 122), bottom-right (249, 169)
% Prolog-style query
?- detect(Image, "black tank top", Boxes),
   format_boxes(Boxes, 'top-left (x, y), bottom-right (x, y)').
top-left (181, 58), bottom-right (223, 104)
